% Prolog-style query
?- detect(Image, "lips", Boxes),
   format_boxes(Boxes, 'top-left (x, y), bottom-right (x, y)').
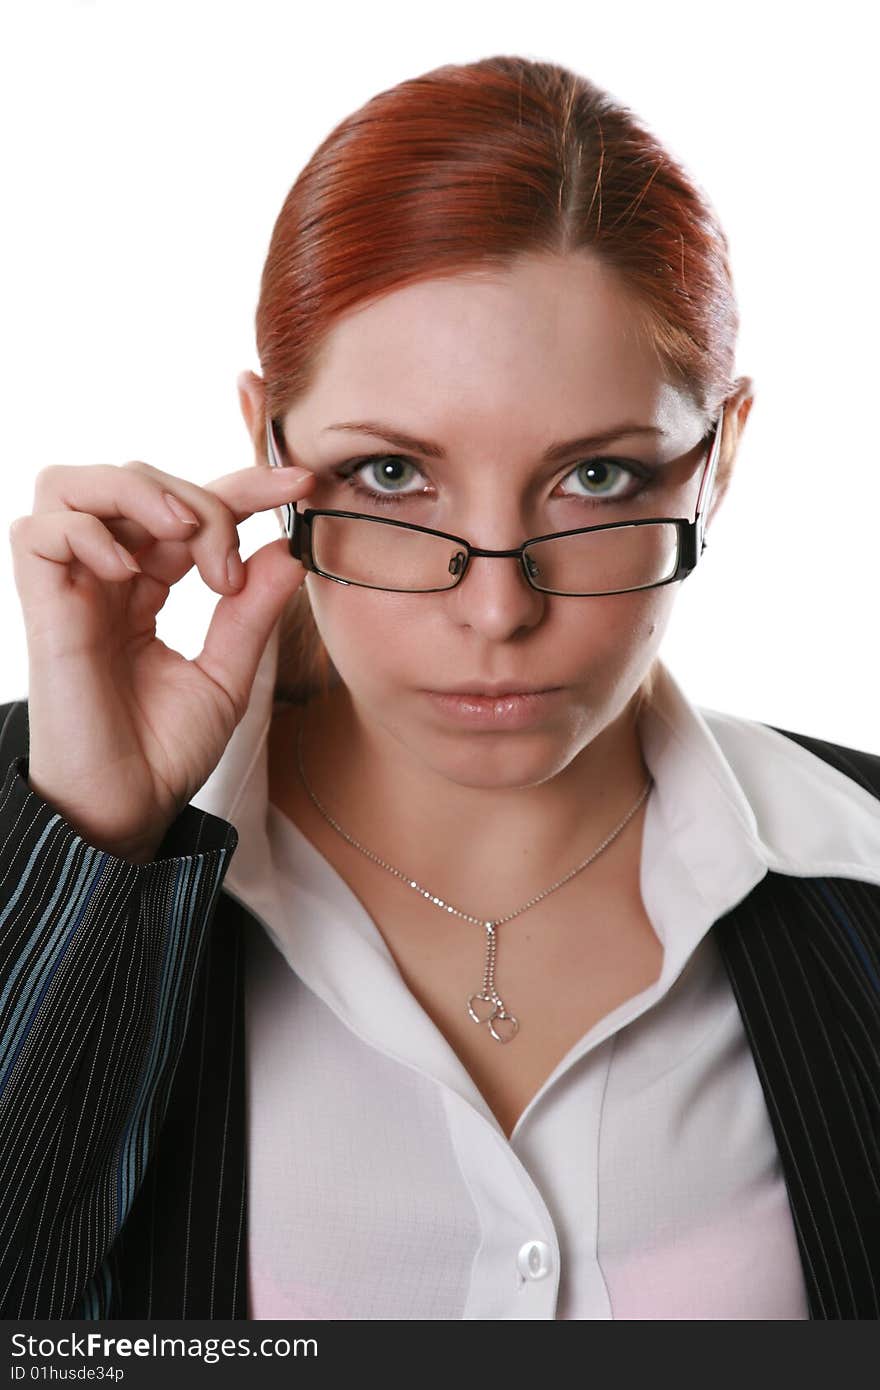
top-left (422, 687), bottom-right (564, 728)
top-left (428, 686), bottom-right (558, 697)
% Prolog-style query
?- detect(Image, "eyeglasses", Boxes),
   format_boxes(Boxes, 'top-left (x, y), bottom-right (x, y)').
top-left (265, 409), bottom-right (724, 597)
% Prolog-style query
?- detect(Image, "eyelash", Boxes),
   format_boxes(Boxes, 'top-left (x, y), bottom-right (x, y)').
top-left (335, 455), bottom-right (657, 508)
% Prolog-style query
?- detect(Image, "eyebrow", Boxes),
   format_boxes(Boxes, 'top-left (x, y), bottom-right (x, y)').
top-left (322, 419), bottom-right (666, 462)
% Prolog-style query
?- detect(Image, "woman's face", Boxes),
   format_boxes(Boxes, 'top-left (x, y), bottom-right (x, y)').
top-left (276, 251), bottom-right (717, 792)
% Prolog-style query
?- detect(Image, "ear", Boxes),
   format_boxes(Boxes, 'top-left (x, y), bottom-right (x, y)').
top-left (237, 370), bottom-right (266, 456)
top-left (707, 375), bottom-right (755, 524)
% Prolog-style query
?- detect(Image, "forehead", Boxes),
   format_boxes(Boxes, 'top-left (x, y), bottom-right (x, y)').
top-left (284, 252), bottom-right (691, 444)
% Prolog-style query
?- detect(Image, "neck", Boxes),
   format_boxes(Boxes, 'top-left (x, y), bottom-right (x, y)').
top-left (284, 683), bottom-right (652, 907)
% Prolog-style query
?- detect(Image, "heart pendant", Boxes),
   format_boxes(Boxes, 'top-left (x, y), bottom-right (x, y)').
top-left (488, 1009), bottom-right (519, 1044)
top-left (467, 992), bottom-right (498, 1024)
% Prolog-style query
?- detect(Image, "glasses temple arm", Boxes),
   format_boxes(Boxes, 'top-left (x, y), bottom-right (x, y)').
top-left (694, 411), bottom-right (724, 553)
top-left (266, 417), bottom-right (284, 468)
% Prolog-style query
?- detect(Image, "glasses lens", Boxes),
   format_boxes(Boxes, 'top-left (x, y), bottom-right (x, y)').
top-left (311, 514), bottom-right (681, 594)
top-left (524, 522), bottom-right (680, 595)
top-left (311, 514), bottom-right (464, 591)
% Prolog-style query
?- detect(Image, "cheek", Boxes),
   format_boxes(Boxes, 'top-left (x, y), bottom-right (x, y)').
top-left (552, 584), bottom-right (675, 671)
top-left (305, 578), bottom-right (418, 683)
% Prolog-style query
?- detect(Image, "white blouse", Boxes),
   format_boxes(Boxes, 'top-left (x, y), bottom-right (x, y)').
top-left (191, 618), bottom-right (880, 1320)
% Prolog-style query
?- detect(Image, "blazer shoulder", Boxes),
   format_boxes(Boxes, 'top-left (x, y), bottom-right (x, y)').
top-left (765, 721), bottom-right (880, 801)
top-left (0, 698), bottom-right (29, 766)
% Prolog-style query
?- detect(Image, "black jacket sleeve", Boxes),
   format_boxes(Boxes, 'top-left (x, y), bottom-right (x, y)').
top-left (0, 698), bottom-right (239, 1319)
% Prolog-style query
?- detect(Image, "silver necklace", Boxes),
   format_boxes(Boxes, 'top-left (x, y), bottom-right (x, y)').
top-left (294, 715), bottom-right (653, 1044)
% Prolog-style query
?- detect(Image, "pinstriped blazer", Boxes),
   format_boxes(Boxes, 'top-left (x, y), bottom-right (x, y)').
top-left (0, 697), bottom-right (878, 1321)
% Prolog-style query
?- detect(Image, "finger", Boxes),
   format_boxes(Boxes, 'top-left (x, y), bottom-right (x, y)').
top-left (189, 535), bottom-right (311, 719)
top-left (126, 471), bottom-right (315, 593)
top-left (10, 510), bottom-right (156, 618)
top-left (31, 462), bottom-right (315, 598)
top-left (39, 462), bottom-right (314, 563)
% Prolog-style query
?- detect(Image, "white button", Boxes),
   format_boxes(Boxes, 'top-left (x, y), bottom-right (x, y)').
top-left (517, 1240), bottom-right (552, 1280)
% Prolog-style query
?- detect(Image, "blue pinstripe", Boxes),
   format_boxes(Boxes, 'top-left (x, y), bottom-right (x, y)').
top-left (816, 880), bottom-right (880, 995)
top-left (0, 842), bottom-right (108, 1094)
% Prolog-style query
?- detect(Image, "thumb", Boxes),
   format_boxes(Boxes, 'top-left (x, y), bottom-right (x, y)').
top-left (192, 535), bottom-right (312, 716)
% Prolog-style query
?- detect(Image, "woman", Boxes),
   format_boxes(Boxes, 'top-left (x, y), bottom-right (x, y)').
top-left (1, 55), bottom-right (878, 1321)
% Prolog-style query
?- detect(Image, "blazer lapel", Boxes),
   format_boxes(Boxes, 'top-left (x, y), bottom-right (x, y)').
top-left (713, 869), bottom-right (880, 1319)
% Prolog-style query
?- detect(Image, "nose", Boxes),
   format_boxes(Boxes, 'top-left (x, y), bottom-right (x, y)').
top-left (446, 540), bottom-right (546, 641)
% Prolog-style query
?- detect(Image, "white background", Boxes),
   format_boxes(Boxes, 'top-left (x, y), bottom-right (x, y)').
top-left (2, 0), bottom-right (877, 751)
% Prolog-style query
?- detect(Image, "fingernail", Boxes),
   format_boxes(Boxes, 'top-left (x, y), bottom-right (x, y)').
top-left (164, 492), bottom-right (199, 525)
top-left (114, 541), bottom-right (141, 573)
top-left (227, 547), bottom-right (244, 588)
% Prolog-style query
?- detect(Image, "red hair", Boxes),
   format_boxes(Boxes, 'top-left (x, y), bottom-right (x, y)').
top-left (252, 55), bottom-right (740, 703)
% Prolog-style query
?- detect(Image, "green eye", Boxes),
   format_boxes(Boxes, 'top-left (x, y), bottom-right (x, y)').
top-left (362, 457), bottom-right (418, 491)
top-left (579, 461), bottom-right (624, 493)
top-left (561, 458), bottom-right (653, 503)
top-left (338, 456), bottom-right (428, 507)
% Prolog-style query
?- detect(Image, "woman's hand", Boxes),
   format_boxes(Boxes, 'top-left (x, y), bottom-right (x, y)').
top-left (9, 458), bottom-right (316, 863)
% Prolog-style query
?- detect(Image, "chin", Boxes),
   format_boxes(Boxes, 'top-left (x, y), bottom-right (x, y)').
top-left (416, 725), bottom-right (581, 792)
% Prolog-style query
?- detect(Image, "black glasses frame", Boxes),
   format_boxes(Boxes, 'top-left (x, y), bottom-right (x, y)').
top-left (265, 408), bottom-right (724, 597)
